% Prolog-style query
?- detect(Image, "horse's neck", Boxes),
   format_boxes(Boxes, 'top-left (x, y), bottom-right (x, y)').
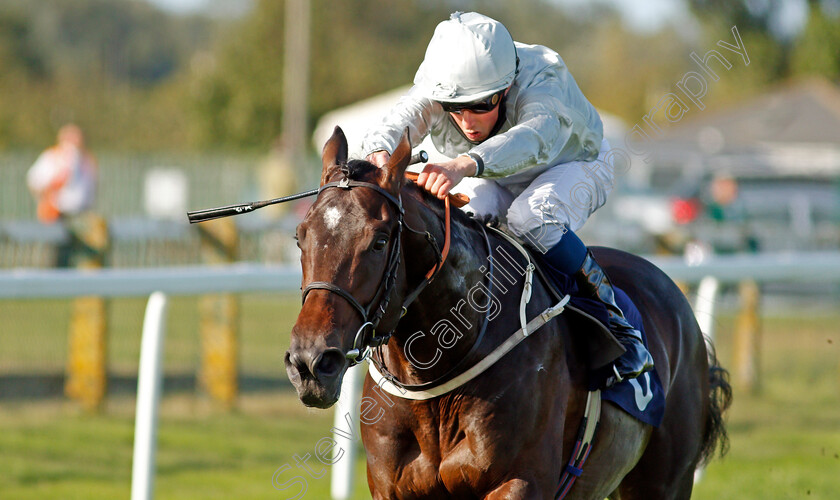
top-left (380, 194), bottom-right (527, 386)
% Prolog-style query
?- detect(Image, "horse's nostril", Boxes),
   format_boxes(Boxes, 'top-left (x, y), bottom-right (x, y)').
top-left (314, 348), bottom-right (346, 379)
top-left (285, 351), bottom-right (312, 378)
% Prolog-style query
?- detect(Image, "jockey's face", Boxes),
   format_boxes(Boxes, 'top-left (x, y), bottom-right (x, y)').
top-left (449, 107), bottom-right (499, 142)
top-left (446, 88), bottom-right (508, 143)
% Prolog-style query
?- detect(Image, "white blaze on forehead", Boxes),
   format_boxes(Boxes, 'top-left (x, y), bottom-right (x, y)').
top-left (324, 206), bottom-right (342, 230)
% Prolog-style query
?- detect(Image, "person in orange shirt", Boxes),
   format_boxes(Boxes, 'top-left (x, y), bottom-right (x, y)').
top-left (27, 124), bottom-right (98, 266)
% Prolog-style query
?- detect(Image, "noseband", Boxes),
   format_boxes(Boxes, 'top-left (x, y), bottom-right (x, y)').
top-left (300, 175), bottom-right (450, 366)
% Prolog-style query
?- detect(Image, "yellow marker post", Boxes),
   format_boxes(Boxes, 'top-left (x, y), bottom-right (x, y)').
top-left (64, 213), bottom-right (110, 411)
top-left (734, 279), bottom-right (761, 395)
top-left (197, 217), bottom-right (239, 408)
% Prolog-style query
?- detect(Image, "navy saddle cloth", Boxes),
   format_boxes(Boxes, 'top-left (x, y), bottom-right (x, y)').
top-left (533, 254), bottom-right (666, 427)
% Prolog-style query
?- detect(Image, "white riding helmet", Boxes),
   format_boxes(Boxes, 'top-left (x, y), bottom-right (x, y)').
top-left (414, 12), bottom-right (517, 104)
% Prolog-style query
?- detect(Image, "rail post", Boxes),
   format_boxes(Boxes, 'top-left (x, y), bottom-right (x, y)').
top-left (734, 279), bottom-right (762, 394)
top-left (197, 218), bottom-right (239, 407)
top-left (131, 292), bottom-right (169, 500)
top-left (331, 364), bottom-right (361, 500)
top-left (64, 212), bottom-right (110, 410)
top-left (694, 276), bottom-right (720, 342)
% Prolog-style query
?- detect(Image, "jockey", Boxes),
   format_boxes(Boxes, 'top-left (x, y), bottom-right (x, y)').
top-left (361, 11), bottom-right (652, 388)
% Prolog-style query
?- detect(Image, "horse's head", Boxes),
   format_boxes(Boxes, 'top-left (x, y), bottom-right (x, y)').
top-left (286, 126), bottom-right (414, 408)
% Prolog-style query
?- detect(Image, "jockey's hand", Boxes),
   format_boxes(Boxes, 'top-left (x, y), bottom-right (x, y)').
top-left (416, 155), bottom-right (477, 200)
top-left (366, 150), bottom-right (390, 168)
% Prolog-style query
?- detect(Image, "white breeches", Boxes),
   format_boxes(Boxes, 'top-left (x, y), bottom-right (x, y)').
top-left (452, 139), bottom-right (614, 250)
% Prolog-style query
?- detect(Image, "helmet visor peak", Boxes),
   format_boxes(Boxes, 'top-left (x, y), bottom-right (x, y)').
top-left (438, 89), bottom-right (505, 114)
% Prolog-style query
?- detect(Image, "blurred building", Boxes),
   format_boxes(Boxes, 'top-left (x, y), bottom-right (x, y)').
top-left (613, 78), bottom-right (840, 254)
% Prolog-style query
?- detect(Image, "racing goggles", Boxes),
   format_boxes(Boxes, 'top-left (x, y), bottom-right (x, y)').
top-left (439, 90), bottom-right (505, 114)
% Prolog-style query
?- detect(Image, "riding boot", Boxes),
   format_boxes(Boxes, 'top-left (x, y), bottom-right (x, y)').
top-left (573, 250), bottom-right (654, 388)
top-left (538, 228), bottom-right (653, 389)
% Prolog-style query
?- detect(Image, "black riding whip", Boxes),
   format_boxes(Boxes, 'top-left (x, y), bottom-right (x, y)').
top-left (186, 151), bottom-right (429, 224)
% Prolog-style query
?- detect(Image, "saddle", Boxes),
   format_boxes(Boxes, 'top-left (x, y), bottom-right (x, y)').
top-left (487, 222), bottom-right (625, 372)
top-left (488, 222), bottom-right (666, 428)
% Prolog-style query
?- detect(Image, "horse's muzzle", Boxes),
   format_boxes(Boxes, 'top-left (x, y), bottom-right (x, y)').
top-left (284, 346), bottom-right (347, 408)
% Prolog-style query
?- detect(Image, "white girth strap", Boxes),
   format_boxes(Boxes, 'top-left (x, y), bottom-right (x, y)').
top-left (368, 295), bottom-right (570, 400)
top-left (582, 390), bottom-right (601, 445)
top-left (486, 227), bottom-right (535, 336)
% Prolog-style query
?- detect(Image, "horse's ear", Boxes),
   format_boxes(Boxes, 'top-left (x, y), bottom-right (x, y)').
top-left (383, 129), bottom-right (411, 194)
top-left (321, 126), bottom-right (348, 186)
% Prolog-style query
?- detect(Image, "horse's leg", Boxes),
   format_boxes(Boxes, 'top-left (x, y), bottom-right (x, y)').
top-left (616, 353), bottom-right (707, 499)
top-left (483, 477), bottom-right (543, 500)
top-left (591, 247), bottom-right (718, 500)
top-left (566, 404), bottom-right (649, 500)
top-left (673, 469), bottom-right (698, 500)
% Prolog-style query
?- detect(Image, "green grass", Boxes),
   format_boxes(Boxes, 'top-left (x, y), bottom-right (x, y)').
top-left (1, 296), bottom-right (839, 499)
top-left (0, 394), bottom-right (372, 499)
top-left (691, 311), bottom-right (840, 500)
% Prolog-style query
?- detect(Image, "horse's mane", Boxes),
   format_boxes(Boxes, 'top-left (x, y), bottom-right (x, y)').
top-left (340, 159), bottom-right (377, 180)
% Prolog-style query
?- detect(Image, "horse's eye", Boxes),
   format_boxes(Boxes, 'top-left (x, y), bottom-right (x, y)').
top-left (373, 237), bottom-right (388, 251)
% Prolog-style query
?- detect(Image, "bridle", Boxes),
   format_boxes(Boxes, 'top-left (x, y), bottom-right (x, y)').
top-left (300, 174), bottom-right (451, 367)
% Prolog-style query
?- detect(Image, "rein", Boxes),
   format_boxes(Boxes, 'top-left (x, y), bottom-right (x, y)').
top-left (301, 174), bottom-right (453, 366)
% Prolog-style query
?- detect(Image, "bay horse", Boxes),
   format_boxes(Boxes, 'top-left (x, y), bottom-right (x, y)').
top-left (285, 127), bottom-right (731, 499)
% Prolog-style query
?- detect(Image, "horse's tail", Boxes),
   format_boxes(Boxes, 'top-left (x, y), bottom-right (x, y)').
top-left (699, 339), bottom-right (733, 466)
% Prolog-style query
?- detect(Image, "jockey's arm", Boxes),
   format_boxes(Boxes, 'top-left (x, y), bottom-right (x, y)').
top-left (410, 83), bottom-right (602, 199)
top-left (367, 150), bottom-right (476, 199)
top-left (470, 82), bottom-right (603, 179)
top-left (366, 150), bottom-right (391, 168)
top-left (361, 86), bottom-right (438, 161)
top-left (415, 154), bottom-right (478, 199)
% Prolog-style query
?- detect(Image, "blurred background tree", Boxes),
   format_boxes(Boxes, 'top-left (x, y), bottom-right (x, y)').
top-left (791, 1), bottom-right (840, 79)
top-left (685, 0), bottom-right (840, 103)
top-left (0, 0), bottom-right (837, 153)
top-left (0, 0), bottom-right (215, 150)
